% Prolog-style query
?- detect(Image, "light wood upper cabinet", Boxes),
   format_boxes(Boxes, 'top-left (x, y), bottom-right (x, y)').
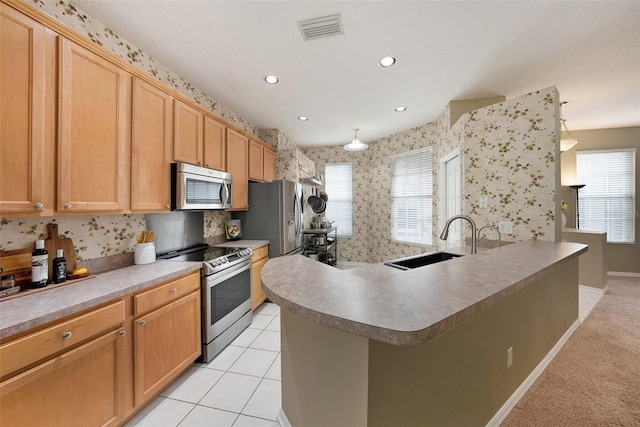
top-left (226, 129), bottom-right (249, 210)
top-left (203, 115), bottom-right (226, 171)
top-left (248, 139), bottom-right (265, 182)
top-left (173, 99), bottom-right (204, 166)
top-left (58, 37), bottom-right (131, 213)
top-left (263, 146), bottom-right (276, 182)
top-left (0, 5), bottom-right (55, 215)
top-left (131, 78), bottom-right (173, 212)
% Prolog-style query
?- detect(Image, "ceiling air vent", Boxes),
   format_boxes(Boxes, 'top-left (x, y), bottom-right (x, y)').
top-left (298, 14), bottom-right (344, 41)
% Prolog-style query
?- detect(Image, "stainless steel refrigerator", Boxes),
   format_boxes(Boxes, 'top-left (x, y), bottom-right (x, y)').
top-left (233, 180), bottom-right (304, 259)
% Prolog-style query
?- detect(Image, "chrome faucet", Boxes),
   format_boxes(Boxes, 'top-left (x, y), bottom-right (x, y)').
top-left (439, 215), bottom-right (477, 254)
top-left (477, 225), bottom-right (502, 247)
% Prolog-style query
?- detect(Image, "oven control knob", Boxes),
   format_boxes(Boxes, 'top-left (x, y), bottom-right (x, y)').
top-left (213, 259), bottom-right (222, 266)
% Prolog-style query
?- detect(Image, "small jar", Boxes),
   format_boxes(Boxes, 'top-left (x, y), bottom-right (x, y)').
top-left (1, 274), bottom-right (16, 290)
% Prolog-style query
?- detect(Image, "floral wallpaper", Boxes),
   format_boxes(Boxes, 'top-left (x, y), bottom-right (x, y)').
top-left (463, 87), bottom-right (559, 242)
top-left (303, 86), bottom-right (559, 263)
top-left (0, 215), bottom-right (145, 260)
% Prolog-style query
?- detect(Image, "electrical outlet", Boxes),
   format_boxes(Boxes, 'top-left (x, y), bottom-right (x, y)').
top-left (507, 347), bottom-right (513, 368)
top-left (479, 197), bottom-right (488, 209)
top-left (499, 221), bottom-right (513, 234)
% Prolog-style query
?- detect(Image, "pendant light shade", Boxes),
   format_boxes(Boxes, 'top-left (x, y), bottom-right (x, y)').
top-left (560, 102), bottom-right (580, 152)
top-left (344, 128), bottom-right (368, 151)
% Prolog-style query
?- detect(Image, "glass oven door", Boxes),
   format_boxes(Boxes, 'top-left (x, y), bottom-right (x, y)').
top-left (203, 260), bottom-right (252, 342)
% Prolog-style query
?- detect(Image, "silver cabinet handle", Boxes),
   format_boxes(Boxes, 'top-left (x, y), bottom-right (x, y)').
top-left (34, 202), bottom-right (43, 210)
top-left (170, 288), bottom-right (177, 294)
top-left (118, 330), bottom-right (126, 337)
top-left (62, 331), bottom-right (72, 339)
top-left (64, 203), bottom-right (72, 209)
top-left (139, 320), bottom-right (146, 326)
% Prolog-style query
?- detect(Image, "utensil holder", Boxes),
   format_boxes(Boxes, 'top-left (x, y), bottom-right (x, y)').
top-left (134, 242), bottom-right (156, 265)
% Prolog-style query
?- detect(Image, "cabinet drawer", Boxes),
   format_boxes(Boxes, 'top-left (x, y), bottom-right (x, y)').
top-left (133, 272), bottom-right (200, 316)
top-left (0, 300), bottom-right (125, 379)
top-left (252, 245), bottom-right (269, 262)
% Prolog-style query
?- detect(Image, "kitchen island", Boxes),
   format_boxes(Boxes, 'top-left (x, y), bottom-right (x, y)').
top-left (261, 240), bottom-right (587, 426)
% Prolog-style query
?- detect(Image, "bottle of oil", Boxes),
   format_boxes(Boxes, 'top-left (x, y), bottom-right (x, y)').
top-left (52, 249), bottom-right (67, 284)
top-left (31, 239), bottom-right (48, 288)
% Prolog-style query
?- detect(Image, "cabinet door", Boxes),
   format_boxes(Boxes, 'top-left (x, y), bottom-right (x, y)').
top-left (251, 256), bottom-right (269, 310)
top-left (226, 129), bottom-right (249, 210)
top-left (134, 290), bottom-right (200, 405)
top-left (263, 147), bottom-right (276, 183)
top-left (248, 139), bottom-right (264, 182)
top-left (203, 115), bottom-right (226, 171)
top-left (131, 78), bottom-right (173, 212)
top-left (58, 37), bottom-right (131, 213)
top-left (0, 328), bottom-right (126, 427)
top-left (0, 5), bottom-right (53, 215)
top-left (173, 99), bottom-right (203, 166)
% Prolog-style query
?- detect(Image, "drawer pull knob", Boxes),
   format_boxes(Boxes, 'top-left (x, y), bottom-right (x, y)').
top-left (170, 288), bottom-right (177, 294)
top-left (62, 331), bottom-right (72, 339)
top-left (64, 203), bottom-right (72, 209)
top-left (118, 330), bottom-right (126, 337)
top-left (139, 320), bottom-right (146, 326)
top-left (34, 202), bottom-right (44, 210)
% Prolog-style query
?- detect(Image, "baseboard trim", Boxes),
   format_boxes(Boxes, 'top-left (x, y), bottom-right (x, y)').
top-left (579, 284), bottom-right (609, 295)
top-left (277, 408), bottom-right (292, 427)
top-left (486, 318), bottom-right (581, 427)
top-left (608, 271), bottom-right (640, 278)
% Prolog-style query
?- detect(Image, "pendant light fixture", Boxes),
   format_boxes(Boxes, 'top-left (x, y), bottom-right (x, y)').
top-left (344, 128), bottom-right (368, 151)
top-left (560, 102), bottom-right (580, 152)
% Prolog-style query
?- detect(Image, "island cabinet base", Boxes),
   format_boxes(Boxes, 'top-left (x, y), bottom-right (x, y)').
top-left (280, 259), bottom-right (579, 426)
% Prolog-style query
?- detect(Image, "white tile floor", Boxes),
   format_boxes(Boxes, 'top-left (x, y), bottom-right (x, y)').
top-left (124, 303), bottom-right (282, 427)
top-left (126, 288), bottom-right (602, 427)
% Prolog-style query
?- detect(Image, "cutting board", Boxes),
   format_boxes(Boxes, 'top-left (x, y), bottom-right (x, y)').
top-left (44, 223), bottom-right (77, 279)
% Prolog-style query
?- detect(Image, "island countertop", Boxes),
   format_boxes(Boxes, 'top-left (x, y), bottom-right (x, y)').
top-left (261, 240), bottom-right (587, 345)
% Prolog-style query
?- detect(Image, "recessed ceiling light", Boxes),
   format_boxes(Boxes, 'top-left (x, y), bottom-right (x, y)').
top-left (395, 106), bottom-right (407, 112)
top-left (264, 75), bottom-right (279, 84)
top-left (298, 116), bottom-right (309, 121)
top-left (379, 56), bottom-right (396, 68)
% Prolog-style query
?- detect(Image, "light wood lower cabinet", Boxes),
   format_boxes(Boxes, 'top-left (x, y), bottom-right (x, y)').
top-left (133, 273), bottom-right (201, 406)
top-left (0, 272), bottom-right (202, 426)
top-left (251, 245), bottom-right (269, 310)
top-left (0, 300), bottom-right (127, 427)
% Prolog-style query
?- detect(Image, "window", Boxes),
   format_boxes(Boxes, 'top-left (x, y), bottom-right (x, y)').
top-left (392, 147), bottom-right (433, 245)
top-left (576, 149), bottom-right (636, 243)
top-left (324, 163), bottom-right (353, 238)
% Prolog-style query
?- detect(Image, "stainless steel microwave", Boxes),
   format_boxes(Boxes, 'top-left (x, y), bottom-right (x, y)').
top-left (171, 162), bottom-right (232, 210)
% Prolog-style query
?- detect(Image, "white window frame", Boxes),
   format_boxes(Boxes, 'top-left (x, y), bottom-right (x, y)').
top-left (391, 147), bottom-right (434, 247)
top-left (324, 163), bottom-right (353, 238)
top-left (576, 148), bottom-right (636, 244)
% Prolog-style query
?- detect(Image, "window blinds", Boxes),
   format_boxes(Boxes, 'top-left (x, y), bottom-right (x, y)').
top-left (392, 147), bottom-right (433, 245)
top-left (324, 163), bottom-right (353, 238)
top-left (576, 149), bottom-right (636, 243)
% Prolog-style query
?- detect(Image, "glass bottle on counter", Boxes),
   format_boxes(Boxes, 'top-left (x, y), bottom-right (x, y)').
top-left (53, 249), bottom-right (67, 284)
top-left (31, 239), bottom-right (48, 288)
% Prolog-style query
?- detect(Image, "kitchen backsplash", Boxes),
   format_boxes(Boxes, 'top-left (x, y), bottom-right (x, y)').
top-left (0, 211), bottom-right (229, 261)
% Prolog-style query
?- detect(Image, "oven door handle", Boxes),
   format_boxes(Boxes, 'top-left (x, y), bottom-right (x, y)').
top-left (205, 260), bottom-right (252, 287)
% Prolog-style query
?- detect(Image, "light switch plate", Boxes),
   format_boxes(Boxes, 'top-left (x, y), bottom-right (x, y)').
top-left (479, 197), bottom-right (488, 209)
top-left (499, 221), bottom-right (513, 234)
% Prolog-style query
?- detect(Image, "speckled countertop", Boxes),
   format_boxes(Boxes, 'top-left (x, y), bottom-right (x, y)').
top-left (214, 240), bottom-right (269, 250)
top-left (0, 261), bottom-right (202, 340)
top-left (261, 240), bottom-right (587, 346)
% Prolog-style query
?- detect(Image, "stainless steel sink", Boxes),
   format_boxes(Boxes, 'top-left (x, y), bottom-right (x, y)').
top-left (384, 251), bottom-right (463, 270)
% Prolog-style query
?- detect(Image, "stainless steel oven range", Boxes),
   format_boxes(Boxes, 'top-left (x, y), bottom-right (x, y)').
top-left (158, 245), bottom-right (253, 363)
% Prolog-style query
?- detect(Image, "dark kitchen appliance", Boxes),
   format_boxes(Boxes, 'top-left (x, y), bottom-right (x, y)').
top-left (233, 180), bottom-right (304, 259)
top-left (147, 212), bottom-right (253, 363)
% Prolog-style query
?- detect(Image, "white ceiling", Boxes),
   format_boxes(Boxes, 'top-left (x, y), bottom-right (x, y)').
top-left (72, 0), bottom-right (640, 147)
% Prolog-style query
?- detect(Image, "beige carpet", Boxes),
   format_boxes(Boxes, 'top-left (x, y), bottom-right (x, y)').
top-left (501, 275), bottom-right (640, 426)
